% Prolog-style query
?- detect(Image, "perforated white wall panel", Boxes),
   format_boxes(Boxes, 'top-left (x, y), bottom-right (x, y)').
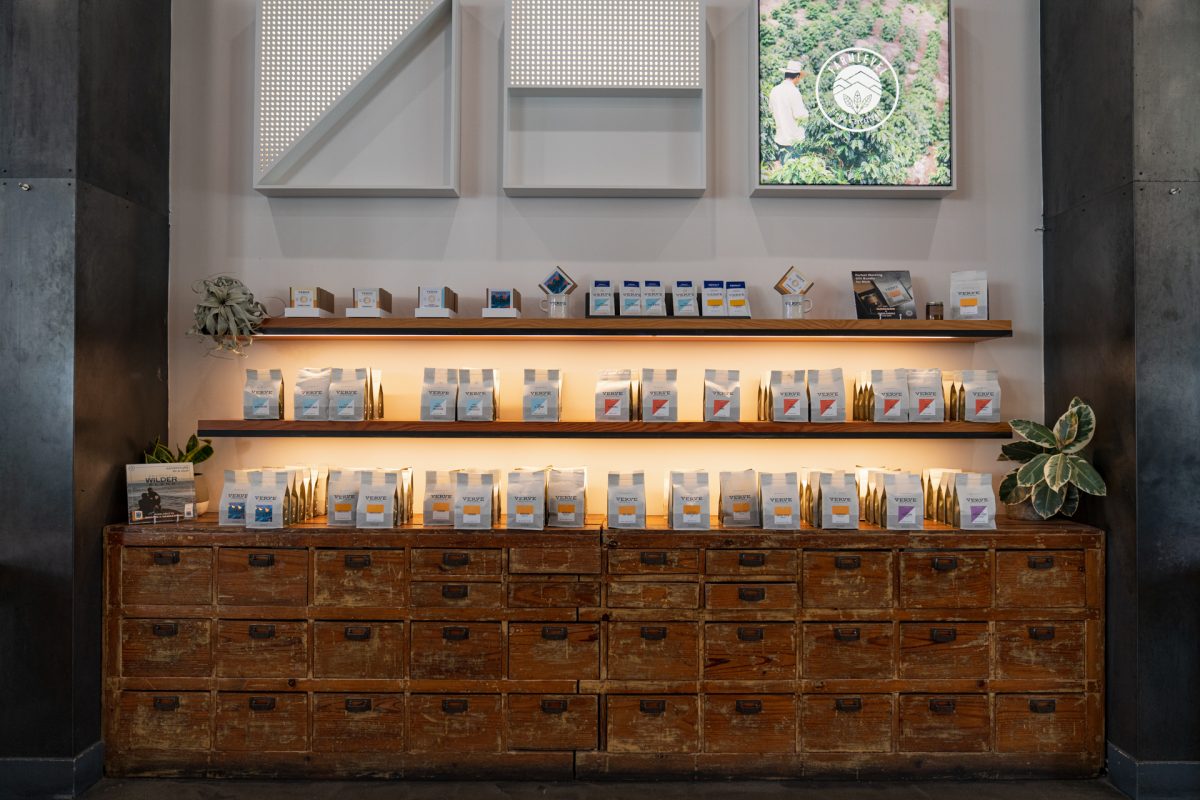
top-left (257, 0), bottom-right (436, 175)
top-left (508, 0), bottom-right (701, 89)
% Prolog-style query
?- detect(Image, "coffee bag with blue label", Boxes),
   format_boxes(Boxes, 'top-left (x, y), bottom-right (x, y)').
top-left (218, 469), bottom-right (253, 526)
top-left (247, 470), bottom-right (290, 530)
top-left (421, 367), bottom-right (458, 421)
top-left (243, 368), bottom-right (283, 420)
top-left (457, 369), bottom-right (497, 421)
top-left (329, 368), bottom-right (368, 421)
top-left (293, 367), bottom-right (331, 420)
top-left (522, 369), bottom-right (562, 421)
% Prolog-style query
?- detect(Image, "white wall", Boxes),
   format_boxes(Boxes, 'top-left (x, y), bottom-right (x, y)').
top-left (169, 0), bottom-right (1043, 512)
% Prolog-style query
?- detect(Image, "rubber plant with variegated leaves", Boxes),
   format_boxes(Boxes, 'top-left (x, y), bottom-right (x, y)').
top-left (997, 397), bottom-right (1107, 519)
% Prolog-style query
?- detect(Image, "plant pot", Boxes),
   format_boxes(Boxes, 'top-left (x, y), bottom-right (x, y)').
top-left (194, 473), bottom-right (210, 516)
top-left (1004, 498), bottom-right (1044, 521)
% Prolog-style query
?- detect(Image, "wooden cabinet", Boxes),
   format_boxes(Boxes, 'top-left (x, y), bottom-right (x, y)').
top-left (104, 521), bottom-right (1103, 779)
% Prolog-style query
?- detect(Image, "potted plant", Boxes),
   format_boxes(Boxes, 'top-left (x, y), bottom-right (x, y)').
top-left (998, 396), bottom-right (1107, 520)
top-left (145, 435), bottom-right (215, 515)
top-left (187, 275), bottom-right (269, 356)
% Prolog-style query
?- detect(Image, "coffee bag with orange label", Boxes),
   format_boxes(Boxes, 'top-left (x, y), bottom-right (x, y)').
top-left (454, 470), bottom-right (500, 530)
top-left (607, 471), bottom-right (646, 529)
top-left (668, 470), bottom-right (711, 530)
top-left (422, 469), bottom-right (458, 527)
top-left (356, 469), bottom-right (398, 529)
top-left (818, 472), bottom-right (860, 530)
top-left (720, 469), bottom-right (760, 528)
top-left (506, 468), bottom-right (547, 531)
top-left (547, 467), bottom-right (587, 528)
top-left (760, 472), bottom-right (801, 530)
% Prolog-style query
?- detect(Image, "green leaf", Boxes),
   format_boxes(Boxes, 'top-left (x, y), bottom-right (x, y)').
top-left (1043, 453), bottom-right (1073, 491)
top-left (1017, 453), bottom-right (1052, 487)
top-left (1067, 455), bottom-right (1107, 495)
top-left (1061, 485), bottom-right (1080, 517)
top-left (998, 471), bottom-right (1020, 503)
top-left (1063, 403), bottom-right (1096, 453)
top-left (1054, 409), bottom-right (1079, 448)
top-left (1010, 419), bottom-right (1058, 449)
top-left (999, 441), bottom-right (1047, 463)
top-left (1031, 482), bottom-right (1066, 518)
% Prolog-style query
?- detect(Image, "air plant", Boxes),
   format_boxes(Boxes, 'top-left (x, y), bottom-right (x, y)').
top-left (187, 275), bottom-right (269, 356)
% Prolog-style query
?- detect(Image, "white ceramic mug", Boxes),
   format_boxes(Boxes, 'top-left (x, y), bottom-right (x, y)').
top-left (782, 294), bottom-right (813, 319)
top-left (541, 295), bottom-right (569, 319)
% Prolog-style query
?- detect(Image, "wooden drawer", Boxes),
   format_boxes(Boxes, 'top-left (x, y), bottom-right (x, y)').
top-left (899, 551), bottom-right (991, 609)
top-left (115, 691), bottom-right (212, 751)
top-left (996, 551), bottom-right (1086, 608)
top-left (803, 623), bottom-right (895, 680)
top-left (607, 695), bottom-right (699, 754)
top-left (899, 695), bottom-right (991, 752)
top-left (410, 581), bottom-right (504, 609)
top-left (705, 549), bottom-right (797, 577)
top-left (996, 694), bottom-right (1088, 753)
top-left (216, 548), bottom-right (308, 606)
top-left (705, 582), bottom-right (797, 610)
top-left (507, 694), bottom-right (598, 751)
top-left (409, 622), bottom-right (502, 680)
top-left (607, 581), bottom-right (699, 609)
top-left (411, 548), bottom-right (501, 578)
top-left (608, 548), bottom-right (699, 575)
top-left (509, 623), bottom-right (600, 680)
top-left (312, 693), bottom-right (405, 752)
top-left (509, 580), bottom-right (601, 608)
top-left (703, 695), bottom-right (795, 753)
top-left (510, 547), bottom-right (601, 574)
top-left (996, 622), bottom-right (1086, 681)
top-left (802, 551), bottom-right (893, 609)
top-left (607, 622), bottom-right (699, 681)
top-left (122, 547), bottom-right (212, 606)
top-left (121, 619), bottom-right (212, 677)
top-left (313, 550), bottom-right (405, 607)
top-left (408, 694), bottom-right (502, 753)
top-left (215, 620), bottom-right (308, 678)
top-left (704, 623), bottom-right (797, 681)
top-left (800, 694), bottom-right (894, 753)
top-left (899, 623), bottom-right (990, 679)
top-left (214, 693), bottom-right (308, 752)
top-left (313, 621), bottom-right (405, 679)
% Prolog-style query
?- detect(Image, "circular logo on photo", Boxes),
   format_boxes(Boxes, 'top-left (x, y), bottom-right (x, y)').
top-left (816, 47), bottom-right (900, 133)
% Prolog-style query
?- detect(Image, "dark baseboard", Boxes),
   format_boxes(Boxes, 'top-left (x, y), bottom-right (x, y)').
top-left (0, 741), bottom-right (103, 800)
top-left (1108, 741), bottom-right (1200, 799)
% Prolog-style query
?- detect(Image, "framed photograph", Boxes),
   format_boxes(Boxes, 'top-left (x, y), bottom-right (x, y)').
top-left (752, 0), bottom-right (955, 197)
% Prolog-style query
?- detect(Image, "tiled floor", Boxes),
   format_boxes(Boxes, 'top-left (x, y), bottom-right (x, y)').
top-left (84, 779), bottom-right (1127, 799)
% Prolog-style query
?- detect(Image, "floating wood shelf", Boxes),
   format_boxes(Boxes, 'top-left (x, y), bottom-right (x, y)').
top-left (253, 317), bottom-right (1013, 342)
top-left (197, 420), bottom-right (1012, 440)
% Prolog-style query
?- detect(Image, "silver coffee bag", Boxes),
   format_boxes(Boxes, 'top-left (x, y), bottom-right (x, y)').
top-left (356, 469), bottom-right (398, 528)
top-left (908, 369), bottom-right (944, 423)
top-left (326, 468), bottom-right (362, 527)
top-left (506, 468), bottom-right (547, 530)
top-left (522, 369), bottom-right (562, 421)
top-left (871, 368), bottom-right (909, 423)
top-left (457, 369), bottom-right (498, 421)
top-left (668, 470), bottom-right (711, 530)
top-left (704, 369), bottom-right (741, 422)
top-left (768, 370), bottom-right (808, 422)
top-left (423, 469), bottom-right (458, 526)
top-left (293, 367), bottom-right (331, 420)
top-left (595, 369), bottom-right (633, 422)
top-left (243, 368), bottom-right (283, 420)
top-left (954, 472), bottom-right (996, 530)
top-left (607, 471), bottom-right (646, 529)
top-left (719, 469), bottom-right (760, 528)
top-left (218, 469), bottom-right (252, 526)
top-left (420, 367), bottom-right (458, 421)
top-left (547, 467), bottom-right (587, 528)
top-left (884, 472), bottom-right (924, 530)
top-left (818, 471), bottom-right (860, 530)
top-left (760, 472), bottom-right (801, 530)
top-left (454, 470), bottom-right (500, 530)
top-left (329, 368), bottom-right (369, 421)
top-left (808, 368), bottom-right (846, 423)
top-left (641, 368), bottom-right (679, 422)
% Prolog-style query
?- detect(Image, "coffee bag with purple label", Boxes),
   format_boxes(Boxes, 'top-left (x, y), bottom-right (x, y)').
top-left (954, 472), bottom-right (996, 530)
top-left (884, 472), bottom-right (924, 530)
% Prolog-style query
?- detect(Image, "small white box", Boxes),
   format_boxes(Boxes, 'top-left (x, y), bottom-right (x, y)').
top-left (702, 280), bottom-right (727, 317)
top-left (415, 307), bottom-right (457, 318)
top-left (642, 281), bottom-right (667, 316)
top-left (284, 306), bottom-right (333, 318)
top-left (482, 308), bottom-right (522, 318)
top-left (345, 307), bottom-right (391, 318)
top-left (619, 281), bottom-right (643, 317)
top-left (589, 281), bottom-right (616, 317)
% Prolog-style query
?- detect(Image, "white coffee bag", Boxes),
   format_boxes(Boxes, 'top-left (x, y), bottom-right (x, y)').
top-left (423, 469), bottom-right (458, 526)
top-left (949, 270), bottom-right (989, 320)
top-left (668, 470), bottom-right (711, 530)
top-left (719, 469), bottom-right (760, 528)
top-left (872, 368), bottom-right (909, 423)
top-left (547, 467), bottom-right (587, 528)
top-left (329, 368), bottom-right (369, 421)
top-left (953, 472), bottom-right (996, 530)
top-left (421, 368), bottom-right (458, 421)
top-left (218, 469), bottom-right (253, 526)
top-left (641, 368), bottom-right (679, 422)
top-left (818, 472), bottom-right (860, 530)
top-left (760, 472), bottom-right (801, 530)
top-left (243, 369), bottom-right (283, 420)
top-left (522, 369), bottom-right (562, 421)
top-left (908, 369), bottom-right (944, 423)
top-left (247, 469), bottom-right (290, 529)
top-left (356, 470), bottom-right (398, 529)
top-left (884, 472), bottom-right (925, 530)
top-left (595, 369), bottom-right (634, 421)
top-left (326, 468), bottom-right (362, 527)
top-left (768, 370), bottom-right (808, 422)
top-left (704, 369), bottom-right (741, 422)
top-left (959, 370), bottom-right (1002, 422)
top-left (808, 368), bottom-right (846, 423)
top-left (506, 468), bottom-right (547, 530)
top-left (607, 471), bottom-right (646, 529)
top-left (293, 367), bottom-right (331, 420)
top-left (457, 369), bottom-right (498, 421)
top-left (454, 470), bottom-right (500, 530)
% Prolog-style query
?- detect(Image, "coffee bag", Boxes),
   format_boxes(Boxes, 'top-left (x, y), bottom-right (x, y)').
top-left (767, 370), bottom-right (808, 422)
top-left (704, 369), bottom-right (741, 421)
top-left (953, 472), bottom-right (997, 530)
top-left (329, 368), bottom-right (369, 421)
top-left (807, 368), bottom-right (846, 423)
top-left (883, 473), bottom-right (925, 530)
top-left (547, 467), bottom-right (587, 528)
top-left (949, 270), bottom-right (989, 320)
top-left (818, 471), bottom-right (860, 530)
top-left (356, 470), bottom-right (398, 529)
top-left (243, 369), bottom-right (283, 420)
top-left (641, 368), bottom-right (679, 422)
top-left (326, 468), bottom-right (362, 527)
top-left (719, 469), bottom-right (760, 528)
top-left (908, 369), bottom-right (944, 423)
top-left (522, 369), bottom-right (562, 421)
top-left (506, 468), bottom-right (547, 530)
top-left (294, 367), bottom-right (331, 420)
top-left (760, 472), bottom-right (801, 530)
top-left (871, 369), bottom-right (909, 423)
top-left (607, 471), bottom-right (647, 529)
top-left (421, 368), bottom-right (458, 421)
top-left (457, 369), bottom-right (498, 421)
top-left (595, 369), bottom-right (634, 421)
top-left (959, 370), bottom-right (1002, 422)
top-left (668, 470), bottom-right (711, 530)
top-left (454, 470), bottom-right (500, 530)
top-left (247, 470), bottom-right (290, 529)
top-left (423, 469), bottom-right (458, 526)
top-left (218, 469), bottom-right (253, 526)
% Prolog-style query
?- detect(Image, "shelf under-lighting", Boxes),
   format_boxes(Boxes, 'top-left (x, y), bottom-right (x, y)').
top-left (197, 420), bottom-right (1012, 440)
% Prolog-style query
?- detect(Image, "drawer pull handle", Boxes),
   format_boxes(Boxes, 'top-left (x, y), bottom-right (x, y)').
top-left (152, 622), bottom-right (178, 638)
top-left (344, 554), bottom-right (372, 569)
top-left (248, 624), bottom-right (276, 640)
top-left (1028, 555), bottom-right (1055, 570)
top-left (344, 625), bottom-right (372, 641)
top-left (738, 552), bottom-right (766, 567)
top-left (442, 584), bottom-right (469, 600)
top-left (640, 626), bottom-right (667, 641)
top-left (639, 699), bottom-right (666, 715)
top-left (640, 551), bottom-right (668, 566)
top-left (833, 627), bottom-right (861, 642)
top-left (930, 627), bottom-right (957, 643)
top-left (443, 552), bottom-right (470, 567)
top-left (345, 698), bottom-right (373, 713)
top-left (152, 551), bottom-right (180, 566)
top-left (932, 556), bottom-right (958, 572)
top-left (153, 696), bottom-right (180, 712)
top-left (442, 626), bottom-right (470, 642)
top-left (249, 696), bottom-right (276, 712)
top-left (929, 699), bottom-right (956, 715)
top-left (737, 587), bottom-right (766, 602)
top-left (248, 553), bottom-right (275, 568)
top-left (835, 555), bottom-right (861, 570)
top-left (442, 698), bottom-right (468, 714)
top-left (1028, 626), bottom-right (1056, 641)
top-left (1029, 699), bottom-right (1057, 714)
top-left (737, 626), bottom-right (764, 642)
top-left (541, 698), bottom-right (568, 715)
top-left (735, 699), bottom-right (762, 715)
top-left (541, 626), bottom-right (569, 641)
top-left (835, 697), bottom-right (862, 713)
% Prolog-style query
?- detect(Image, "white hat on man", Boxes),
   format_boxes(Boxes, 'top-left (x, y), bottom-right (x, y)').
top-left (782, 59), bottom-right (804, 73)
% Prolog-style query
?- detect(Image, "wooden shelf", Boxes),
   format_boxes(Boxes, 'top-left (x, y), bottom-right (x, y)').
top-left (253, 317), bottom-right (1013, 342)
top-left (197, 420), bottom-right (1012, 440)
